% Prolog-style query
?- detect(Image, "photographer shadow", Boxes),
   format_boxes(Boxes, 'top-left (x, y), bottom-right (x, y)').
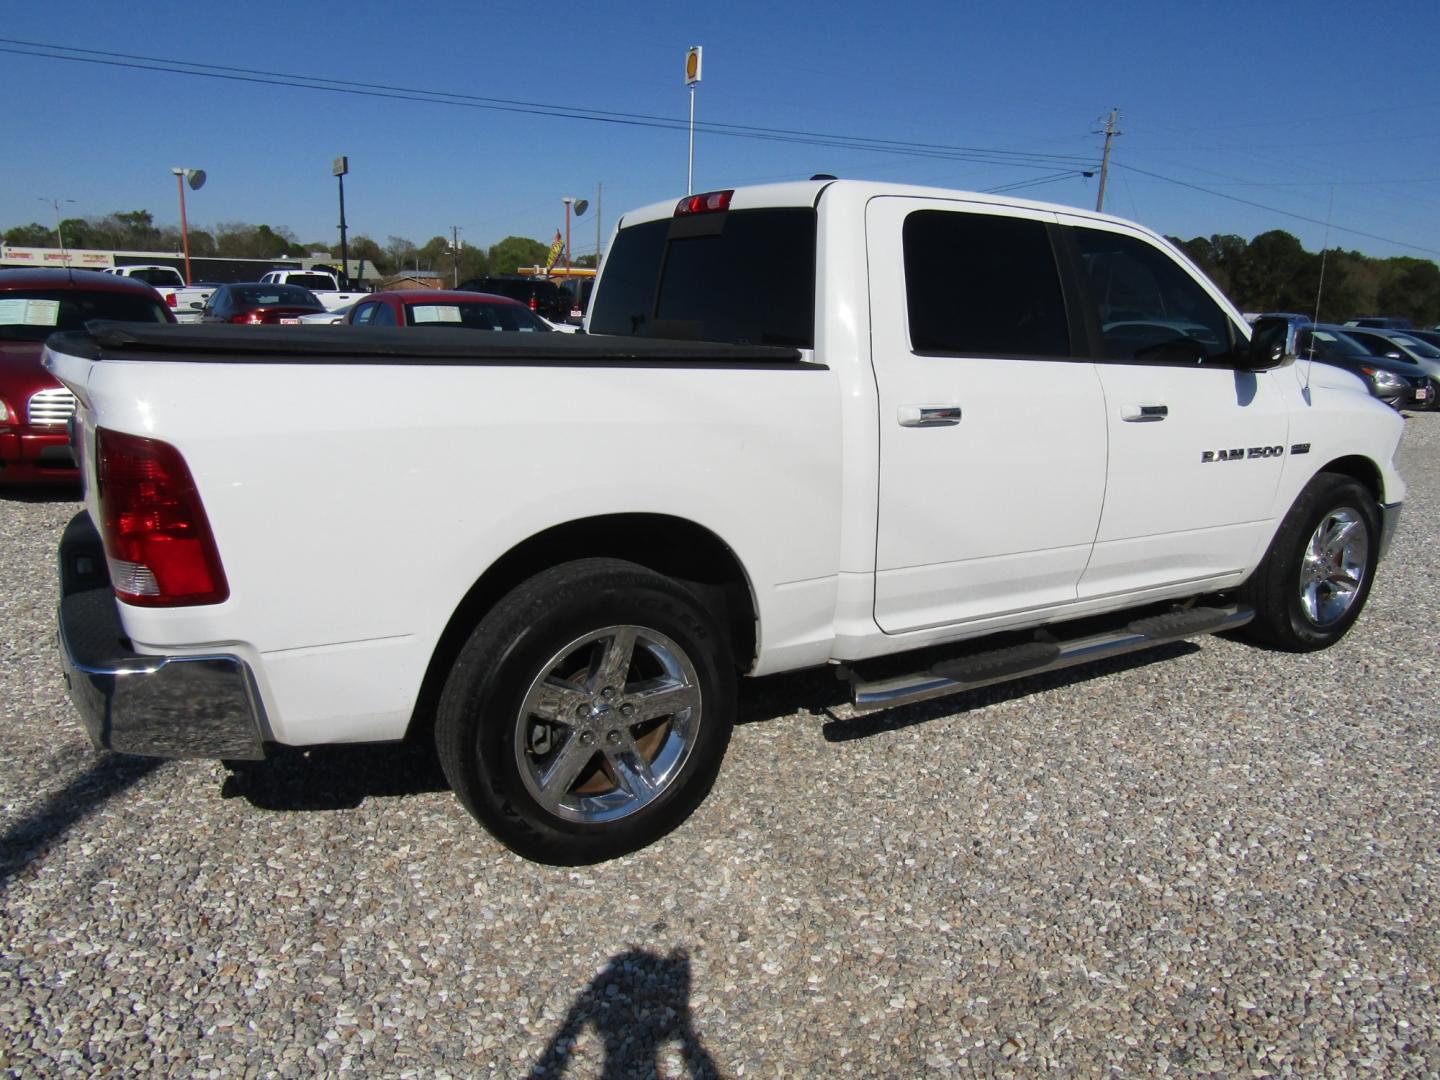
top-left (531, 947), bottom-right (718, 1079)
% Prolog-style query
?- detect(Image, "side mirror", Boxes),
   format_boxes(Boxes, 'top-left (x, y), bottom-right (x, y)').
top-left (1246, 316), bottom-right (1298, 370)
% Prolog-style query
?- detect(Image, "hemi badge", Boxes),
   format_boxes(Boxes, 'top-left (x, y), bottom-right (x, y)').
top-left (1291, 443), bottom-right (1311, 455)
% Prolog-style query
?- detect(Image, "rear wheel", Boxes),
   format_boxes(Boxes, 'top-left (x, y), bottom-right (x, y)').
top-left (1240, 473), bottom-right (1381, 651)
top-left (435, 559), bottom-right (735, 864)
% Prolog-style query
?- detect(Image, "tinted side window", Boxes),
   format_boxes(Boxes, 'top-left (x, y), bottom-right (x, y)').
top-left (903, 210), bottom-right (1069, 356)
top-left (371, 303), bottom-right (397, 326)
top-left (591, 210), bottom-right (816, 347)
top-left (351, 302), bottom-right (378, 325)
top-left (1073, 228), bottom-right (1234, 362)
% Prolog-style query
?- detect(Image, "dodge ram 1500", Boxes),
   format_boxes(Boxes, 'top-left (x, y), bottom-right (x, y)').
top-left (47, 180), bottom-right (1405, 863)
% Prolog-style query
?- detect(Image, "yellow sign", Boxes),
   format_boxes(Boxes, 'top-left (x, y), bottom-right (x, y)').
top-left (685, 46), bottom-right (702, 86)
top-left (544, 230), bottom-right (564, 270)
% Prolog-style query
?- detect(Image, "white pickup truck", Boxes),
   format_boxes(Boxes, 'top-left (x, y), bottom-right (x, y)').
top-left (257, 269), bottom-right (368, 312)
top-left (48, 180), bottom-right (1405, 864)
top-left (102, 264), bottom-right (214, 323)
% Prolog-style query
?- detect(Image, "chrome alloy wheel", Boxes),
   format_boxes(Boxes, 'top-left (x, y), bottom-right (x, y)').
top-left (1299, 507), bottom-right (1369, 627)
top-left (514, 625), bottom-right (703, 824)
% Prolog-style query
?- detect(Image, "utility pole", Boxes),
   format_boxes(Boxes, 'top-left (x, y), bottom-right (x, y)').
top-left (1094, 108), bottom-right (1122, 213)
top-left (451, 225), bottom-right (461, 287)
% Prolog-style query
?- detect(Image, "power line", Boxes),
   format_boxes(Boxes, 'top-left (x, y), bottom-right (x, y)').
top-left (1115, 162), bottom-right (1440, 255)
top-left (0, 38), bottom-right (1095, 173)
top-left (7, 35), bottom-right (1435, 255)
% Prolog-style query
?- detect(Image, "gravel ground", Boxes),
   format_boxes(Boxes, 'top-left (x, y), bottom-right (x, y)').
top-left (3, 414), bottom-right (1439, 1078)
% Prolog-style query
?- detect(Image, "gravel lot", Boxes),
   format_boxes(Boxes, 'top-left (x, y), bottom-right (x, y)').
top-left (3, 414), bottom-right (1439, 1078)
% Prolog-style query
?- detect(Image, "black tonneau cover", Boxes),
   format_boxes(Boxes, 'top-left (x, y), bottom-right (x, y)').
top-left (48, 322), bottom-right (806, 367)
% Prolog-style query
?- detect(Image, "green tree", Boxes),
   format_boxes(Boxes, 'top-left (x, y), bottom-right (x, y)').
top-left (339, 234), bottom-right (389, 276)
top-left (4, 222), bottom-right (56, 246)
top-left (386, 235), bottom-right (419, 273)
top-left (488, 236), bottom-right (549, 275)
top-left (1377, 260), bottom-right (1440, 326)
top-left (215, 222), bottom-right (307, 259)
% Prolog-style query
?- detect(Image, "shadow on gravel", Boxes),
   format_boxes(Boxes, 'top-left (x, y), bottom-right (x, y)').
top-left (0, 754), bottom-right (163, 889)
top-left (531, 947), bottom-right (719, 1079)
top-left (0, 485), bottom-right (82, 504)
top-left (821, 641), bottom-right (1199, 742)
top-left (219, 739), bottom-right (450, 812)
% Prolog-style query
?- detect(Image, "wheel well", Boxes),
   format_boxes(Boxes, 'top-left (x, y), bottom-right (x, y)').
top-left (1317, 455), bottom-right (1385, 503)
top-left (406, 514), bottom-right (757, 740)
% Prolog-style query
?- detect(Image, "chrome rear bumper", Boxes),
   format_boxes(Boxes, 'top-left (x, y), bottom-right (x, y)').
top-left (56, 512), bottom-right (267, 760)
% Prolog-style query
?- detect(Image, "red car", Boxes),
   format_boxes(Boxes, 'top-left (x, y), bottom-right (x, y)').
top-left (200, 283), bottom-right (326, 324)
top-left (0, 268), bottom-right (175, 485)
top-left (345, 290), bottom-right (556, 332)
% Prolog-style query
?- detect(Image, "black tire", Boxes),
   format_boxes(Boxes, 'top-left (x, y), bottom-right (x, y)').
top-left (435, 558), bottom-right (735, 864)
top-left (1239, 472), bottom-right (1381, 652)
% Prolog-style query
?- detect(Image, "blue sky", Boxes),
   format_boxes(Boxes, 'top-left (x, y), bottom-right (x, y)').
top-left (3, 0), bottom-right (1439, 263)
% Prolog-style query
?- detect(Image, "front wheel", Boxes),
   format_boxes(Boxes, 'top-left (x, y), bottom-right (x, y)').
top-left (435, 559), bottom-right (735, 864)
top-left (1239, 472), bottom-right (1381, 651)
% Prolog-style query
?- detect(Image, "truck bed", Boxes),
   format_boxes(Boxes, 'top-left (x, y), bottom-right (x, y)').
top-left (49, 322), bottom-right (808, 366)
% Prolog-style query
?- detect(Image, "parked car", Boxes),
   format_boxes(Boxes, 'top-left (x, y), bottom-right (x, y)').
top-left (456, 276), bottom-right (572, 320)
top-left (1337, 327), bottom-right (1440, 407)
top-left (200, 284), bottom-right (326, 325)
top-left (1344, 316), bottom-right (1413, 330)
top-left (345, 290), bottom-right (555, 331)
top-left (293, 304), bottom-right (352, 326)
top-left (1297, 326), bottom-right (1432, 410)
top-left (0, 268), bottom-right (175, 484)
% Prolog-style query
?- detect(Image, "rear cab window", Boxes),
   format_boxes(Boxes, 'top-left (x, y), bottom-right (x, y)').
top-left (589, 208), bottom-right (816, 347)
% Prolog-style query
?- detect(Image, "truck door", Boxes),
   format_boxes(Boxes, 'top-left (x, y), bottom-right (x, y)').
top-left (1056, 218), bottom-right (1290, 598)
top-left (866, 197), bottom-right (1108, 634)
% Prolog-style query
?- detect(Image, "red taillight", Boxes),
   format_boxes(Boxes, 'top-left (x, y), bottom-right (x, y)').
top-left (95, 429), bottom-right (229, 607)
top-left (675, 190), bottom-right (733, 216)
top-left (166, 293), bottom-right (178, 308)
top-left (233, 312), bottom-right (265, 324)
top-left (528, 297), bottom-right (538, 310)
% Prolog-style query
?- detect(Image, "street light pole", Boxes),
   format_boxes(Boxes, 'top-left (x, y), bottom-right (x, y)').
top-left (333, 157), bottom-right (350, 287)
top-left (170, 167), bottom-right (206, 284)
top-left (171, 169), bottom-right (193, 283)
top-left (685, 46), bottom-right (702, 195)
top-left (563, 197), bottom-right (574, 271)
top-left (40, 197), bottom-right (75, 264)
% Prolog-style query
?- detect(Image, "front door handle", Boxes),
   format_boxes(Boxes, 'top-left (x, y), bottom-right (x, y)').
top-left (1120, 403), bottom-right (1168, 423)
top-left (899, 405), bottom-right (962, 428)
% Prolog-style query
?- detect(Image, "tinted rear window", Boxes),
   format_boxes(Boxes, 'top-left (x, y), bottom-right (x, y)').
top-left (282, 274), bottom-right (338, 290)
top-left (0, 290), bottom-right (171, 341)
top-left (590, 209), bottom-right (816, 347)
top-left (903, 210), bottom-right (1069, 357)
top-left (127, 267), bottom-right (185, 287)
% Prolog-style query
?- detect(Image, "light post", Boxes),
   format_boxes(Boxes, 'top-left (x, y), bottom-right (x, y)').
top-left (562, 197), bottom-right (574, 271)
top-left (333, 156), bottom-right (349, 287)
top-left (40, 197), bottom-right (75, 263)
top-left (563, 197), bottom-right (590, 316)
top-left (685, 46), bottom-right (702, 194)
top-left (170, 167), bottom-right (206, 284)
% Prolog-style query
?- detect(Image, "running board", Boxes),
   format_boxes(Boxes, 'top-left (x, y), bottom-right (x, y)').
top-left (845, 604), bottom-right (1254, 715)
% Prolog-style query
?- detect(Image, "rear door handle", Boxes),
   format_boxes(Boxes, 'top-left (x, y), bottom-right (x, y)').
top-left (1120, 404), bottom-right (1168, 422)
top-left (899, 405), bottom-right (962, 427)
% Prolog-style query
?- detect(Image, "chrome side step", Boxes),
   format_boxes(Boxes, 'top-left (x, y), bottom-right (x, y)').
top-left (845, 604), bottom-right (1254, 714)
